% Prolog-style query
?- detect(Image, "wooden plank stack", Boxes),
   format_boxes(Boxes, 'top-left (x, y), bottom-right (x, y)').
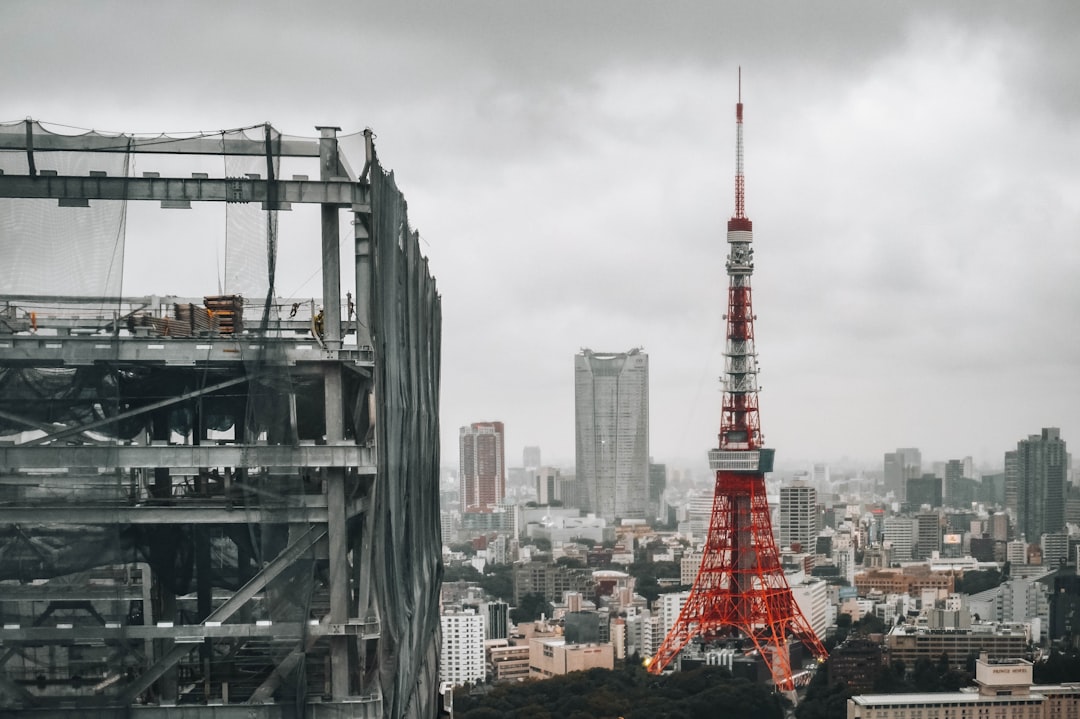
top-left (203, 295), bottom-right (244, 335)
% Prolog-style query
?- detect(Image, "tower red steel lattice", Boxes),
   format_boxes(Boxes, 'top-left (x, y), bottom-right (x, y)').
top-left (647, 73), bottom-right (828, 690)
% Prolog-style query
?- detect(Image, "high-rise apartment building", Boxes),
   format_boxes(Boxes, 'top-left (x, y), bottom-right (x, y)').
top-left (440, 609), bottom-right (485, 688)
top-left (574, 348), bottom-right (649, 522)
top-left (883, 447), bottom-right (921, 500)
top-left (779, 479), bottom-right (818, 552)
top-left (1010, 428), bottom-right (1068, 541)
top-left (459, 421), bottom-right (506, 513)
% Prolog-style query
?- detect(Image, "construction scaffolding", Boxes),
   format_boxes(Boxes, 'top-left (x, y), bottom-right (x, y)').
top-left (0, 121), bottom-right (443, 718)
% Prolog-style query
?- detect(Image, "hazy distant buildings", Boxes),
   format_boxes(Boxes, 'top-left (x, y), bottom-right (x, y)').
top-left (779, 479), bottom-right (817, 553)
top-left (884, 447), bottom-right (921, 500)
top-left (523, 445), bottom-right (541, 469)
top-left (1009, 428), bottom-right (1068, 542)
top-left (459, 422), bottom-right (506, 513)
top-left (574, 348), bottom-right (649, 522)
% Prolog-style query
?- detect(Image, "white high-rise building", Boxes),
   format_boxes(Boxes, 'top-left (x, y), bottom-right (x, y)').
top-left (779, 479), bottom-right (817, 553)
top-left (790, 577), bottom-right (829, 641)
top-left (660, 591), bottom-right (691, 637)
top-left (575, 348), bottom-right (649, 522)
top-left (440, 609), bottom-right (485, 688)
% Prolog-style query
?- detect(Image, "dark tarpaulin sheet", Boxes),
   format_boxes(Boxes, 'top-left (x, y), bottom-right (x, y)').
top-left (365, 156), bottom-right (443, 719)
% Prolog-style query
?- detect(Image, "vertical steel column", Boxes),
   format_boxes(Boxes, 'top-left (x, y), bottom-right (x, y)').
top-left (317, 126), bottom-right (351, 699)
top-left (353, 128), bottom-right (374, 349)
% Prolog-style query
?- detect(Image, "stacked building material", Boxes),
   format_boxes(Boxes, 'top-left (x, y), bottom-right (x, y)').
top-left (204, 295), bottom-right (244, 335)
top-left (173, 303), bottom-right (219, 336)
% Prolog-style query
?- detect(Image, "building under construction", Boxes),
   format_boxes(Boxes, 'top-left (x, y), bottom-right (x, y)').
top-left (0, 121), bottom-right (443, 717)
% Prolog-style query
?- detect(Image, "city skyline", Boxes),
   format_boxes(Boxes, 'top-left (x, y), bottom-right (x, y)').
top-left (4, 3), bottom-right (1077, 470)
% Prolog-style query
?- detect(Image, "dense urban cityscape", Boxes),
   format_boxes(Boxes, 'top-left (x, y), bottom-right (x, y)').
top-left (441, 381), bottom-right (1077, 717)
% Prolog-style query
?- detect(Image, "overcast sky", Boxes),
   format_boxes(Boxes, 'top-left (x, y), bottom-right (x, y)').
top-left (4, 1), bottom-right (1078, 473)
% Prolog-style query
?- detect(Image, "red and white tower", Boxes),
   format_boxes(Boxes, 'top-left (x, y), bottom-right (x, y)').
top-left (647, 73), bottom-right (827, 690)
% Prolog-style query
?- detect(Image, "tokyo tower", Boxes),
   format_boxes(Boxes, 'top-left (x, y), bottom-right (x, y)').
top-left (646, 73), bottom-right (828, 690)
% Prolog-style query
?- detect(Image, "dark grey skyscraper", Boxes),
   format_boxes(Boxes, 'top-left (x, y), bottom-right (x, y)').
top-left (1010, 428), bottom-right (1068, 541)
top-left (883, 447), bottom-right (921, 500)
top-left (574, 348), bottom-right (649, 522)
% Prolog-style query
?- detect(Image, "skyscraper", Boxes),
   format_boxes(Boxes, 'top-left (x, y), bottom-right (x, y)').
top-left (574, 348), bottom-right (649, 521)
top-left (459, 421), bottom-right (506, 513)
top-left (1010, 428), bottom-right (1068, 542)
top-left (779, 478), bottom-right (817, 552)
top-left (884, 447), bottom-right (921, 500)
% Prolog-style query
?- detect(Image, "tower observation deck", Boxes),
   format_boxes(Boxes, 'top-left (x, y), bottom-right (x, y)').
top-left (647, 76), bottom-right (828, 691)
top-left (0, 121), bottom-right (442, 717)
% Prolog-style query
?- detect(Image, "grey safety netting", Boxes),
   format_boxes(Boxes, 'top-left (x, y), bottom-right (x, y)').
top-left (0, 121), bottom-right (128, 299)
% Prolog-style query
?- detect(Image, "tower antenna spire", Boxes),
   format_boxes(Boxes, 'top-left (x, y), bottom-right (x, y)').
top-left (733, 68), bottom-right (747, 223)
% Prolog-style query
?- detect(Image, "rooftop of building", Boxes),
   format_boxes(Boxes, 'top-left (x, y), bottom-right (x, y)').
top-left (849, 691), bottom-right (1044, 706)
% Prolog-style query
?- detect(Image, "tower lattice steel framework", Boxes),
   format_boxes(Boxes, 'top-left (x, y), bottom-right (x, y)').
top-left (647, 74), bottom-right (828, 690)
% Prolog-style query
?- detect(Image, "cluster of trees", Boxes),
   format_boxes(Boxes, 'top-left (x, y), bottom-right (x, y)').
top-left (453, 665), bottom-right (788, 719)
top-left (953, 565), bottom-right (1009, 595)
top-left (1034, 648), bottom-right (1080, 683)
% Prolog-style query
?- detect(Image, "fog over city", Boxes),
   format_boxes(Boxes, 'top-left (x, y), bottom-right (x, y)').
top-left (4, 1), bottom-right (1078, 471)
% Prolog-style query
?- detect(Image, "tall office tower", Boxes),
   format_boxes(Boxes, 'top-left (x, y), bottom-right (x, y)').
top-left (1012, 428), bottom-right (1068, 541)
top-left (574, 348), bottom-right (650, 521)
top-left (906, 474), bottom-right (943, 509)
top-left (812, 463), bottom-right (830, 486)
top-left (915, 512), bottom-right (943, 560)
top-left (481, 601), bottom-right (510, 641)
top-left (1005, 450), bottom-right (1020, 519)
top-left (884, 448), bottom-right (922, 500)
top-left (460, 421), bottom-right (506, 513)
top-left (945, 459), bottom-right (963, 502)
top-left (780, 479), bottom-right (818, 552)
top-left (649, 461), bottom-right (667, 522)
top-left (523, 446), bottom-right (542, 469)
top-left (883, 516), bottom-right (917, 562)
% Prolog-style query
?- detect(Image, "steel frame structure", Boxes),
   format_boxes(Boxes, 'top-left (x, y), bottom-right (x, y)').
top-left (0, 122), bottom-right (423, 717)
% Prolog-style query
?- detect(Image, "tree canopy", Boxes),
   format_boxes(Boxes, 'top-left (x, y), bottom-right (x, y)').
top-left (454, 665), bottom-right (787, 719)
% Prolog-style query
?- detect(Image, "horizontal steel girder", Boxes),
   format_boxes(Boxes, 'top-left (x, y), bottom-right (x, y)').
top-left (0, 443), bottom-right (376, 470)
top-left (1, 699), bottom-right (383, 719)
top-left (0, 496), bottom-right (368, 524)
top-left (0, 174), bottom-right (369, 208)
top-left (0, 335), bottom-right (374, 367)
top-left (0, 620), bottom-right (379, 643)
